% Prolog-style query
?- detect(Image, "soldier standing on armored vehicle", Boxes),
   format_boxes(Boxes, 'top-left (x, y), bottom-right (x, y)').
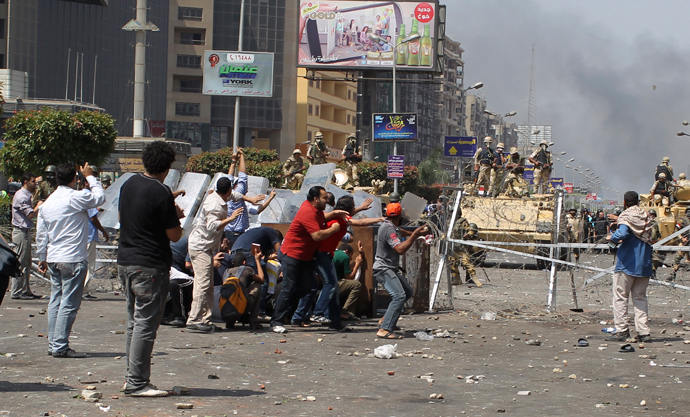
top-left (34, 165), bottom-right (58, 202)
top-left (449, 212), bottom-right (482, 286)
top-left (650, 173), bottom-right (681, 206)
top-left (307, 131), bottom-right (329, 165)
top-left (473, 136), bottom-right (495, 197)
top-left (655, 156), bottom-right (674, 181)
top-left (282, 149), bottom-right (306, 190)
top-left (341, 133), bottom-right (362, 187)
top-left (528, 140), bottom-right (553, 194)
top-left (489, 142), bottom-right (505, 197)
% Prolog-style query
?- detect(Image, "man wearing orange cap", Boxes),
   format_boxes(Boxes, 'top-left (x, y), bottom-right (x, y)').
top-left (373, 202), bottom-right (428, 339)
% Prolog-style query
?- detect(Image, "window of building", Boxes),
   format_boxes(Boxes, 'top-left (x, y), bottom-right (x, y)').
top-left (179, 32), bottom-right (204, 45)
top-left (178, 7), bottom-right (203, 21)
top-left (176, 55), bottom-right (202, 68)
top-left (347, 114), bottom-right (351, 125)
top-left (352, 115), bottom-right (356, 126)
top-left (308, 104), bottom-right (313, 115)
top-left (175, 102), bottom-right (200, 117)
top-left (308, 79), bottom-right (313, 87)
top-left (179, 78), bottom-right (202, 93)
top-left (348, 90), bottom-right (351, 100)
top-left (308, 131), bottom-right (312, 142)
top-left (315, 105), bottom-right (320, 116)
top-left (0, 19), bottom-right (4, 39)
top-left (169, 122), bottom-right (203, 147)
top-left (316, 79), bottom-right (321, 88)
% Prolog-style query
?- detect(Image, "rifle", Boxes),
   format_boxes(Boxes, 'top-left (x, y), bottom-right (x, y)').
top-left (278, 166), bottom-right (306, 179)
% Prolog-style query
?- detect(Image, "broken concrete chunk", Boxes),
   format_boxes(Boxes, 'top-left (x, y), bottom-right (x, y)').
top-left (172, 386), bottom-right (190, 395)
top-left (176, 403), bottom-right (194, 409)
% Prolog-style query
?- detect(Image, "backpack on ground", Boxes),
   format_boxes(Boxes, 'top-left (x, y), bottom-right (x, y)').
top-left (219, 266), bottom-right (248, 323)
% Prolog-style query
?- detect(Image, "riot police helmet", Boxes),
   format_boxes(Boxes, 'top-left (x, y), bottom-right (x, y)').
top-left (389, 192), bottom-right (401, 203)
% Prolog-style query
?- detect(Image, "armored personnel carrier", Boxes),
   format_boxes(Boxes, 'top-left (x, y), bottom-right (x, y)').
top-left (460, 192), bottom-right (569, 268)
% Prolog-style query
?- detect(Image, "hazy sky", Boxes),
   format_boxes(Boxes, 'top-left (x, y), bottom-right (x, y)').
top-left (447, 0), bottom-right (690, 199)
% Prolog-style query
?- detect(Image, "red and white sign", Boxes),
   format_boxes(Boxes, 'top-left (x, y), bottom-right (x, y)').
top-left (586, 193), bottom-right (597, 201)
top-left (564, 182), bottom-right (573, 194)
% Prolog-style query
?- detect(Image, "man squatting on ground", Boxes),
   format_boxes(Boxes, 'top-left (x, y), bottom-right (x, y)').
top-left (36, 163), bottom-right (105, 358)
top-left (605, 191), bottom-right (654, 343)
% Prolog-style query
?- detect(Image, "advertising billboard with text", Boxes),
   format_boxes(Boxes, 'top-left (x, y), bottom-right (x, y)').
top-left (298, 1), bottom-right (439, 70)
top-left (372, 113), bottom-right (418, 141)
top-left (203, 51), bottom-right (275, 97)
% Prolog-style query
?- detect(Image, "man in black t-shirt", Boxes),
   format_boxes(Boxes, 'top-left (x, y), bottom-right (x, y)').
top-left (118, 141), bottom-right (183, 398)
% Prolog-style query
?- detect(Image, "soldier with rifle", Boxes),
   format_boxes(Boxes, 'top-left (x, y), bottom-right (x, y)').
top-left (307, 131), bottom-right (329, 165)
top-left (281, 149), bottom-right (306, 190)
top-left (34, 165), bottom-right (58, 202)
top-left (341, 133), bottom-right (362, 187)
top-left (472, 136), bottom-right (495, 197)
top-left (449, 211), bottom-right (482, 286)
top-left (529, 140), bottom-right (553, 194)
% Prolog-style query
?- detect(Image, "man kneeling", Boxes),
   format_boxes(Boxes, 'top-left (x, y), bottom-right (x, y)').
top-left (224, 251), bottom-right (264, 330)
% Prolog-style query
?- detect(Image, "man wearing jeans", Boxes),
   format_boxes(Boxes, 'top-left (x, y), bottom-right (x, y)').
top-left (118, 141), bottom-right (184, 397)
top-left (11, 172), bottom-right (42, 299)
top-left (605, 191), bottom-right (654, 343)
top-left (270, 186), bottom-right (343, 334)
top-left (373, 203), bottom-right (427, 339)
top-left (36, 163), bottom-right (105, 358)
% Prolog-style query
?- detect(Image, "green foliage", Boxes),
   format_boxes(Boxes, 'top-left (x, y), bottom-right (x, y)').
top-left (0, 108), bottom-right (117, 179)
top-left (418, 148), bottom-right (451, 186)
top-left (415, 184), bottom-right (443, 203)
top-left (185, 147), bottom-right (281, 177)
top-left (346, 160), bottom-right (419, 195)
top-left (246, 160), bottom-right (284, 187)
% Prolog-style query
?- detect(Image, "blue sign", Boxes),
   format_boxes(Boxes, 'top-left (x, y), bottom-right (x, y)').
top-left (372, 113), bottom-right (418, 142)
top-left (523, 164), bottom-right (535, 184)
top-left (444, 136), bottom-right (477, 157)
top-left (387, 155), bottom-right (405, 179)
top-left (548, 178), bottom-right (564, 188)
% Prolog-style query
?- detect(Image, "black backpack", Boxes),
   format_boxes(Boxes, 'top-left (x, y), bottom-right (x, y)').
top-left (0, 237), bottom-right (20, 277)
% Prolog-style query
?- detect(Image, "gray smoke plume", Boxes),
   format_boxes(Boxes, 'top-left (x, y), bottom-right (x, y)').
top-left (448, 0), bottom-right (690, 199)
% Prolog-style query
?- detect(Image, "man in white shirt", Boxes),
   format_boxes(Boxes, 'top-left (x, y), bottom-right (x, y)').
top-left (36, 163), bottom-right (105, 358)
top-left (186, 177), bottom-right (244, 332)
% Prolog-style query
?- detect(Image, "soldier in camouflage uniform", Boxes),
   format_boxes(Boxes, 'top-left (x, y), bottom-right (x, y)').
top-left (668, 207), bottom-right (690, 281)
top-left (341, 134), bottom-right (362, 187)
top-left (282, 149), bottom-right (306, 190)
top-left (647, 209), bottom-right (664, 278)
top-left (34, 165), bottom-right (57, 202)
top-left (566, 208), bottom-right (581, 261)
top-left (449, 214), bottom-right (482, 286)
top-left (307, 131), bottom-right (329, 164)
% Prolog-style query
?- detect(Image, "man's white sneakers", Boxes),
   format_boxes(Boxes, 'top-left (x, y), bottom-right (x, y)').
top-left (127, 384), bottom-right (169, 397)
top-left (272, 325), bottom-right (288, 334)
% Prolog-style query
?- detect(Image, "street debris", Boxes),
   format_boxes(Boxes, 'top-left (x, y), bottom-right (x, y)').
top-left (374, 344), bottom-right (398, 359)
top-left (176, 403), bottom-right (194, 409)
top-left (414, 331), bottom-right (434, 341)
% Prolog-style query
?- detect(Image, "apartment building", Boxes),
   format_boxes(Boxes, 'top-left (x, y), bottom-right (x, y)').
top-left (166, 0), bottom-right (298, 158)
top-left (465, 94), bottom-right (488, 139)
top-left (296, 69), bottom-right (357, 159)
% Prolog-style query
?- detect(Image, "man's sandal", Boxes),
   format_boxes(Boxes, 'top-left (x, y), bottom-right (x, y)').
top-left (377, 331), bottom-right (403, 339)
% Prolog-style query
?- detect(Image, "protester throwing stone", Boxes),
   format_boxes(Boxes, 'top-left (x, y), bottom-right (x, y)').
top-left (373, 203), bottom-right (428, 339)
top-left (605, 191), bottom-right (654, 343)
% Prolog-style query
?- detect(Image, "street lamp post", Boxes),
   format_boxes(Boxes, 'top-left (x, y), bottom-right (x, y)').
top-left (369, 32), bottom-right (421, 194)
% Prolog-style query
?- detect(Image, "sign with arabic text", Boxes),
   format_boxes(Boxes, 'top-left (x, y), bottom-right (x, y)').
top-left (387, 155), bottom-right (405, 179)
top-left (444, 136), bottom-right (477, 157)
top-left (372, 113), bottom-right (418, 142)
top-left (203, 51), bottom-right (274, 97)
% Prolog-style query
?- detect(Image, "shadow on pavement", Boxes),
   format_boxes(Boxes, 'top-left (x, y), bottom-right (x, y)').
top-left (0, 381), bottom-right (73, 392)
top-left (190, 388), bottom-right (266, 397)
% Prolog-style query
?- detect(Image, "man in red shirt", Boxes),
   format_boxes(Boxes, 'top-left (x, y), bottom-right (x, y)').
top-left (270, 186), bottom-right (343, 334)
top-left (308, 196), bottom-right (382, 327)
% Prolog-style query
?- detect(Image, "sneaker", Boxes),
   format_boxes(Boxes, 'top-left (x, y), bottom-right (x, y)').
top-left (82, 294), bottom-right (98, 300)
top-left (312, 315), bottom-right (331, 325)
top-left (605, 330), bottom-right (630, 342)
top-left (186, 323), bottom-right (215, 332)
top-left (272, 325), bottom-right (288, 334)
top-left (168, 318), bottom-right (186, 328)
top-left (12, 295), bottom-right (35, 300)
top-left (638, 334), bottom-right (652, 343)
top-left (53, 349), bottom-right (86, 358)
top-left (126, 384), bottom-right (169, 397)
top-left (257, 314), bottom-right (271, 323)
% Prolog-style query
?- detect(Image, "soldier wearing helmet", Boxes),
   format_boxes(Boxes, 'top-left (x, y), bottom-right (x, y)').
top-left (489, 142), bottom-right (506, 197)
top-left (34, 165), bottom-right (58, 202)
top-left (528, 140), bottom-right (553, 194)
top-left (101, 174), bottom-right (112, 189)
top-left (655, 157), bottom-right (674, 181)
top-left (282, 149), bottom-right (306, 189)
top-left (676, 173), bottom-right (690, 197)
top-left (307, 131), bottom-right (329, 165)
top-left (650, 172), bottom-right (680, 206)
top-left (566, 208), bottom-right (581, 261)
top-left (472, 136), bottom-right (495, 196)
top-left (449, 212), bottom-right (483, 286)
top-left (341, 133), bottom-right (362, 187)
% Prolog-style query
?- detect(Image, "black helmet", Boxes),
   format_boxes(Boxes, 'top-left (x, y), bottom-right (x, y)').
top-left (102, 174), bottom-right (112, 183)
top-left (648, 209), bottom-right (657, 216)
top-left (389, 192), bottom-right (401, 203)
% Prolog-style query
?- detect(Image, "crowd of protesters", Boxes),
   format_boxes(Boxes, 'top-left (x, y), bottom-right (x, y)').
top-left (1, 141), bottom-right (433, 398)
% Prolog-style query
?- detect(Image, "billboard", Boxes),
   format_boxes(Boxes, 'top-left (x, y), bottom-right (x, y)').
top-left (372, 113), bottom-right (418, 141)
top-left (444, 136), bottom-right (477, 157)
top-left (298, 1), bottom-right (439, 70)
top-left (203, 51), bottom-right (275, 97)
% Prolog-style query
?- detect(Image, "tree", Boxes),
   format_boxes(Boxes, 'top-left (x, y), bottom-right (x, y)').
top-left (0, 108), bottom-right (117, 178)
top-left (418, 148), bottom-right (451, 186)
top-left (186, 147), bottom-right (284, 187)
